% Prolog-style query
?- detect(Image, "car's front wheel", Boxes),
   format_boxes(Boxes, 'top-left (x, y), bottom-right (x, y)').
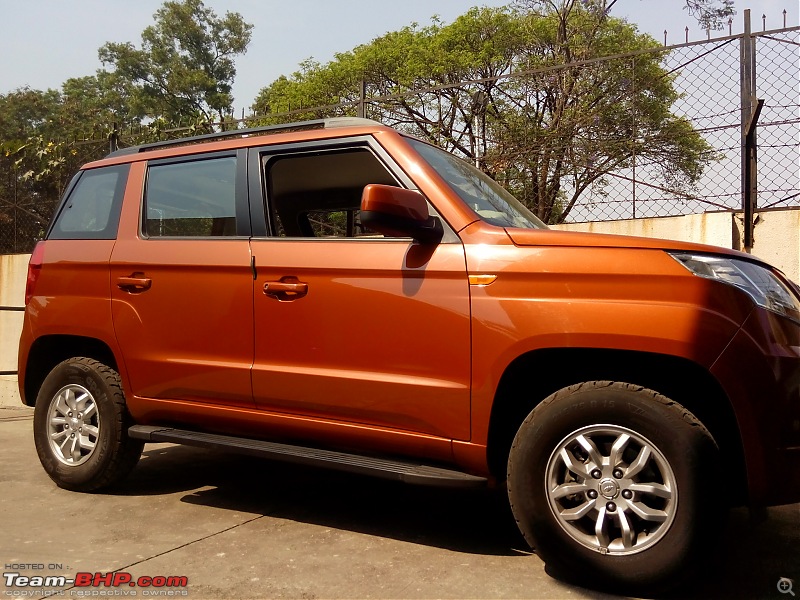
top-left (507, 381), bottom-right (721, 593)
top-left (33, 357), bottom-right (143, 491)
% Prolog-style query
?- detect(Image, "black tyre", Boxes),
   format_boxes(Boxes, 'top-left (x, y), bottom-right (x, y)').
top-left (33, 357), bottom-right (143, 492)
top-left (507, 381), bottom-right (721, 593)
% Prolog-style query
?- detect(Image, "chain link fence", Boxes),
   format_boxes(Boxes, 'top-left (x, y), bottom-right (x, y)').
top-left (364, 22), bottom-right (798, 224)
top-left (753, 27), bottom-right (800, 212)
top-left (597, 24), bottom-right (800, 223)
top-left (1, 20), bottom-right (797, 253)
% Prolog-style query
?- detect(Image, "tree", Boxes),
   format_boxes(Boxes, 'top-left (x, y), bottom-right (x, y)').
top-left (0, 88), bottom-right (69, 251)
top-left (0, 76), bottom-right (137, 253)
top-left (683, 0), bottom-right (736, 29)
top-left (61, 73), bottom-right (137, 131)
top-left (487, 4), bottom-right (715, 222)
top-left (0, 0), bottom-right (254, 252)
top-left (253, 5), bottom-right (715, 224)
top-left (522, 0), bottom-right (736, 30)
top-left (98, 0), bottom-right (253, 127)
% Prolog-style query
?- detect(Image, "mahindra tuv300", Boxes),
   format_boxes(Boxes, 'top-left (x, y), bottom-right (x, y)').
top-left (18, 118), bottom-right (800, 593)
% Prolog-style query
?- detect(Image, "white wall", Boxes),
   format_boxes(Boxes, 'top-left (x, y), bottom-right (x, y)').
top-left (0, 253), bottom-right (29, 407)
top-left (552, 208), bottom-right (800, 284)
top-left (746, 209), bottom-right (800, 284)
top-left (551, 211), bottom-right (735, 251)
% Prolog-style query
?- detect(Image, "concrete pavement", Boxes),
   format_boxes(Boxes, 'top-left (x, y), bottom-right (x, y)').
top-left (1, 406), bottom-right (798, 599)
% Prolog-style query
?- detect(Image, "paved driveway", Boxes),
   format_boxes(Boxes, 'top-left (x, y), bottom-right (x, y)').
top-left (2, 406), bottom-right (798, 599)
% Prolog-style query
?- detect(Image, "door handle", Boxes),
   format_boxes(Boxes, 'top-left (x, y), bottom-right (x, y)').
top-left (117, 273), bottom-right (152, 293)
top-left (263, 277), bottom-right (308, 301)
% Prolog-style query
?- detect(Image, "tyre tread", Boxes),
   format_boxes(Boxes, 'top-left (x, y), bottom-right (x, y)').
top-left (34, 357), bottom-right (142, 492)
top-left (506, 380), bottom-right (719, 593)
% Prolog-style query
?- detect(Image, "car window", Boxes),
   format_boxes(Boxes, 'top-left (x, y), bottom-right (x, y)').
top-left (145, 155), bottom-right (237, 237)
top-left (265, 148), bottom-right (400, 238)
top-left (49, 164), bottom-right (129, 240)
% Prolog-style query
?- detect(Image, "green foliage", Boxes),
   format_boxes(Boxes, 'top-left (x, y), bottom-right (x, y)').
top-left (253, 4), bottom-right (717, 223)
top-left (0, 87), bottom-right (94, 251)
top-left (518, 0), bottom-right (736, 30)
top-left (98, 0), bottom-right (253, 125)
top-left (683, 0), bottom-right (736, 30)
top-left (1, 0), bottom-right (254, 251)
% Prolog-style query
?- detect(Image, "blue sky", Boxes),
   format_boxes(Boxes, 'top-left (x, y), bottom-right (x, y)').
top-left (1, 0), bottom-right (796, 112)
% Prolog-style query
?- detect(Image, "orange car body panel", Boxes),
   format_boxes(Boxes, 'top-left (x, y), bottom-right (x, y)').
top-left (249, 237), bottom-right (471, 440)
top-left (458, 221), bottom-right (753, 444)
top-left (19, 239), bottom-right (119, 347)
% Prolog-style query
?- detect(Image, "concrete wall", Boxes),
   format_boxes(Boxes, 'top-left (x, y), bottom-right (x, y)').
top-left (0, 253), bottom-right (29, 407)
top-left (745, 209), bottom-right (800, 284)
top-left (0, 207), bottom-right (797, 407)
top-left (552, 208), bottom-right (800, 284)
top-left (551, 211), bottom-right (736, 252)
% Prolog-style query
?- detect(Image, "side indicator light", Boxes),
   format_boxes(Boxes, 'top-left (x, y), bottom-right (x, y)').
top-left (469, 274), bottom-right (497, 286)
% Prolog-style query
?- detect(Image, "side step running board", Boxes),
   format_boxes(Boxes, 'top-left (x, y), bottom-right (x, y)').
top-left (129, 425), bottom-right (487, 489)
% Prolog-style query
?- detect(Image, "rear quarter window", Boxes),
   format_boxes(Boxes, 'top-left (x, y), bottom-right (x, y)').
top-left (49, 164), bottom-right (130, 240)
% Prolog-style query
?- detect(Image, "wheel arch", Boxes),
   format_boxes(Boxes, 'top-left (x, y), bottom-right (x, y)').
top-left (23, 335), bottom-right (120, 407)
top-left (486, 347), bottom-right (748, 504)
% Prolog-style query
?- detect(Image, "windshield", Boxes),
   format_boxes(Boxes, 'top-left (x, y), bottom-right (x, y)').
top-left (407, 138), bottom-right (547, 230)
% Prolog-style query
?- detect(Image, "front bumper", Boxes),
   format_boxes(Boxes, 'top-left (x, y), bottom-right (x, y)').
top-left (711, 308), bottom-right (800, 506)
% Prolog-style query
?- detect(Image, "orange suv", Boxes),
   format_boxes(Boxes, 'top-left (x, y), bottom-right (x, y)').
top-left (18, 118), bottom-right (800, 592)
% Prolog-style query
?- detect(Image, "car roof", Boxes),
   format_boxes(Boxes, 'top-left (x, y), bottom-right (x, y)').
top-left (86, 117), bottom-right (394, 168)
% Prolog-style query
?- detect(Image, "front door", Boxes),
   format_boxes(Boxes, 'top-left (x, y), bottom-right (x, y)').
top-left (249, 142), bottom-right (471, 439)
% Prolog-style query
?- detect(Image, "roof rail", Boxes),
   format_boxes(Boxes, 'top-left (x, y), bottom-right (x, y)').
top-left (106, 117), bottom-right (383, 158)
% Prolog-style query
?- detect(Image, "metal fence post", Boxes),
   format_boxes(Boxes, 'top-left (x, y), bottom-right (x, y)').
top-left (740, 9), bottom-right (761, 251)
top-left (357, 80), bottom-right (367, 119)
top-left (631, 56), bottom-right (637, 219)
top-left (109, 122), bottom-right (119, 154)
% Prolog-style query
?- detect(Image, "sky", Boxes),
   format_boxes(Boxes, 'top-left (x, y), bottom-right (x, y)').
top-left (0, 0), bottom-right (797, 114)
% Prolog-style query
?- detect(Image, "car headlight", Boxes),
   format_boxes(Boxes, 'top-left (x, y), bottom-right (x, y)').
top-left (670, 252), bottom-right (800, 324)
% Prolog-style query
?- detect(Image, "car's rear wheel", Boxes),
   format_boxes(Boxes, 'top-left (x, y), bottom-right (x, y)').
top-left (507, 381), bottom-right (721, 593)
top-left (33, 357), bottom-right (143, 491)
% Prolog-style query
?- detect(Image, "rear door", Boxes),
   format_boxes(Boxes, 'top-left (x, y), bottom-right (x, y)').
top-left (248, 138), bottom-right (472, 440)
top-left (110, 150), bottom-right (255, 408)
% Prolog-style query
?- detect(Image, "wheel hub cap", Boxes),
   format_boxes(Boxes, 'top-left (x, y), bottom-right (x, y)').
top-left (545, 424), bottom-right (678, 556)
top-left (599, 478), bottom-right (620, 499)
top-left (46, 384), bottom-right (100, 467)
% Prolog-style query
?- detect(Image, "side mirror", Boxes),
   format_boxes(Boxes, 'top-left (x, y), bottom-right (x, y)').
top-left (360, 184), bottom-right (443, 244)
